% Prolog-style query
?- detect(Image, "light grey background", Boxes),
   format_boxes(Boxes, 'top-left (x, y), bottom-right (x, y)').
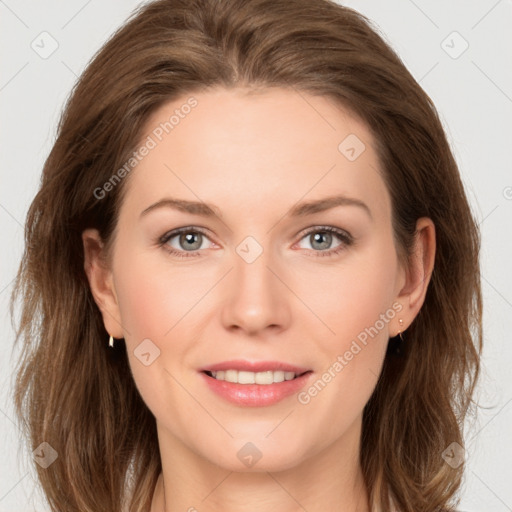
top-left (1, 0), bottom-right (511, 510)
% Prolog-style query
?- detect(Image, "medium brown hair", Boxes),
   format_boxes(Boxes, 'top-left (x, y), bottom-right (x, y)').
top-left (11, 0), bottom-right (482, 510)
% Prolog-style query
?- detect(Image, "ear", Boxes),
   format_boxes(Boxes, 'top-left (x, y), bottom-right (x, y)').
top-left (393, 217), bottom-right (436, 336)
top-left (82, 228), bottom-right (124, 339)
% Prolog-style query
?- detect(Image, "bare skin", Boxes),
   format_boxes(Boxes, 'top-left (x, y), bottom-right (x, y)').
top-left (83, 87), bottom-right (435, 512)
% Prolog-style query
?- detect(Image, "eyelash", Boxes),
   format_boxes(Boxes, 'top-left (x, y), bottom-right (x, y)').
top-left (157, 225), bottom-right (354, 259)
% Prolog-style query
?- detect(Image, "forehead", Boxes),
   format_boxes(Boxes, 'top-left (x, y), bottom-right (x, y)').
top-left (120, 87), bottom-right (390, 223)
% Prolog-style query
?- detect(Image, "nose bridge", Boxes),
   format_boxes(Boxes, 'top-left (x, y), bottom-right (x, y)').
top-left (235, 236), bottom-right (273, 292)
top-left (221, 233), bottom-right (288, 334)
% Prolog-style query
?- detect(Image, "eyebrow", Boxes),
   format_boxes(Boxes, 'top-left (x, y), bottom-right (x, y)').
top-left (139, 194), bottom-right (372, 220)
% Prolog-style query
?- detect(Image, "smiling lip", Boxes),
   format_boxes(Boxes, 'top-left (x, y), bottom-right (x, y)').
top-left (199, 360), bottom-right (313, 407)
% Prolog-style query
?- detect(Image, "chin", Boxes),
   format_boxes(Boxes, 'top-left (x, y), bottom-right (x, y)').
top-left (201, 439), bottom-right (309, 473)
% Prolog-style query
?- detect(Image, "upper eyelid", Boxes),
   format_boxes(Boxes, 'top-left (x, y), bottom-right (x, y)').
top-left (161, 226), bottom-right (211, 240)
top-left (301, 225), bottom-right (352, 238)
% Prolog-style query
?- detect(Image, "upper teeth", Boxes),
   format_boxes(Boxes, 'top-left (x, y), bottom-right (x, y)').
top-left (210, 370), bottom-right (297, 384)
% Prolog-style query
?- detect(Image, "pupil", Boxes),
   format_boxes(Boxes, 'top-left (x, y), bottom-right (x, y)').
top-left (181, 232), bottom-right (201, 250)
top-left (312, 232), bottom-right (331, 250)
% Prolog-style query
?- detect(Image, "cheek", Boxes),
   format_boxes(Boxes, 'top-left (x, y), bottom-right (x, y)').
top-left (113, 250), bottom-right (202, 338)
top-left (309, 250), bottom-right (397, 352)
top-left (299, 243), bottom-right (397, 405)
top-left (333, 269), bottom-right (394, 343)
top-left (111, 249), bottom-right (218, 380)
top-left (111, 253), bottom-right (197, 419)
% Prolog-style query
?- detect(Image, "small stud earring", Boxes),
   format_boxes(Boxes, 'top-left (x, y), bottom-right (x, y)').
top-left (398, 318), bottom-right (404, 341)
top-left (109, 335), bottom-right (114, 348)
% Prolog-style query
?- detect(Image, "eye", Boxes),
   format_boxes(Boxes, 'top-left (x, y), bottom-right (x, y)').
top-left (158, 225), bottom-right (354, 259)
top-left (296, 226), bottom-right (354, 257)
top-left (159, 227), bottom-right (214, 258)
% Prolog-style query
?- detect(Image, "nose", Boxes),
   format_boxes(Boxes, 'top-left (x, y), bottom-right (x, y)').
top-left (220, 242), bottom-right (291, 337)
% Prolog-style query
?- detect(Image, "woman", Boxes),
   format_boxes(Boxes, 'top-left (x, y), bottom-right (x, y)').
top-left (11, 0), bottom-right (482, 511)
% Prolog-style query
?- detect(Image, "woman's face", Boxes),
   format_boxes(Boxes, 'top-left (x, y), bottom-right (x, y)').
top-left (87, 87), bottom-right (411, 472)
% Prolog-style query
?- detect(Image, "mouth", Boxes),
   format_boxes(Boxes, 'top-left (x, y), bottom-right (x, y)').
top-left (198, 360), bottom-right (314, 407)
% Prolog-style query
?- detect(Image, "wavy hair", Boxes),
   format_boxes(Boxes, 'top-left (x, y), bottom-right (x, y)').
top-left (10, 0), bottom-right (482, 510)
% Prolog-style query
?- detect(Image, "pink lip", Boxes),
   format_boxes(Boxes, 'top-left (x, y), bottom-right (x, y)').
top-left (200, 359), bottom-right (310, 374)
top-left (199, 360), bottom-right (313, 407)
